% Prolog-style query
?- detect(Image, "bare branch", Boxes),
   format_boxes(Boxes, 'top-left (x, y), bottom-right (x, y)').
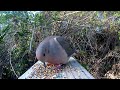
top-left (8, 50), bottom-right (18, 78)
top-left (29, 26), bottom-right (35, 52)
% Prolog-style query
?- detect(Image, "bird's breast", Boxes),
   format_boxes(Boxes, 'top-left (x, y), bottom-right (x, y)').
top-left (45, 38), bottom-right (69, 64)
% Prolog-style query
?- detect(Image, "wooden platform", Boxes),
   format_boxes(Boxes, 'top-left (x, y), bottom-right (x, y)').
top-left (18, 57), bottom-right (95, 79)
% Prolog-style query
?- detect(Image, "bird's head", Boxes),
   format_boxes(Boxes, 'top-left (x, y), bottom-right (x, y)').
top-left (36, 41), bottom-right (49, 63)
top-left (36, 42), bottom-right (49, 68)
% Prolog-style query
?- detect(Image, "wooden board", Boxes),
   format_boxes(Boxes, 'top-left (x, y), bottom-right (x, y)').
top-left (18, 57), bottom-right (95, 79)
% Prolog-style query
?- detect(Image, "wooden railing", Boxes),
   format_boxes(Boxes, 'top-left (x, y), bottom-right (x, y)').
top-left (19, 57), bottom-right (95, 79)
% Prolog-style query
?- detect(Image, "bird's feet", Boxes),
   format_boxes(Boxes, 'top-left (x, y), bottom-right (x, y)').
top-left (54, 64), bottom-right (62, 69)
top-left (47, 63), bottom-right (55, 67)
top-left (46, 63), bottom-right (65, 70)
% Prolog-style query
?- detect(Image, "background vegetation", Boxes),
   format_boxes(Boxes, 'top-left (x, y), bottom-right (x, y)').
top-left (0, 11), bottom-right (120, 79)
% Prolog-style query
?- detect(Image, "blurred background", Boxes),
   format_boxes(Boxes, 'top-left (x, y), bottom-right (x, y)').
top-left (0, 11), bottom-right (120, 79)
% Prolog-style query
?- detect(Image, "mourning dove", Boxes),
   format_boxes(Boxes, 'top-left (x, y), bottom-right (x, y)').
top-left (36, 36), bottom-right (75, 68)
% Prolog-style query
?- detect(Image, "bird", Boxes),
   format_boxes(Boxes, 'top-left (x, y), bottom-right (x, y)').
top-left (36, 36), bottom-right (75, 68)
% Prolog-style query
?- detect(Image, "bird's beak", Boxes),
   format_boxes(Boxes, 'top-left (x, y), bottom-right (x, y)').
top-left (43, 62), bottom-right (46, 68)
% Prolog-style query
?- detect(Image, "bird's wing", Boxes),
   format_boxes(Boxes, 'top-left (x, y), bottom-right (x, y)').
top-left (48, 37), bottom-right (68, 64)
top-left (56, 37), bottom-right (75, 57)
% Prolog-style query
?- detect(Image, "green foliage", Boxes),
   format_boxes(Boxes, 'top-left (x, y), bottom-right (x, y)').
top-left (51, 11), bottom-right (60, 21)
top-left (81, 63), bottom-right (89, 71)
top-left (0, 11), bottom-right (120, 79)
top-left (79, 50), bottom-right (87, 56)
top-left (118, 31), bottom-right (120, 40)
top-left (0, 25), bottom-right (11, 43)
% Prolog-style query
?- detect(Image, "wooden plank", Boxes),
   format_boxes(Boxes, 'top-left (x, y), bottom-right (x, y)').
top-left (68, 57), bottom-right (94, 79)
top-left (51, 70), bottom-right (67, 79)
top-left (51, 63), bottom-right (75, 79)
top-left (19, 61), bottom-right (42, 79)
top-left (64, 64), bottom-right (75, 79)
top-left (68, 57), bottom-right (88, 79)
top-left (18, 57), bottom-right (95, 79)
top-left (67, 61), bottom-right (81, 79)
top-left (79, 63), bottom-right (94, 79)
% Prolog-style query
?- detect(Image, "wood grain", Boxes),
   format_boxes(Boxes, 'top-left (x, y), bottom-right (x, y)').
top-left (19, 57), bottom-right (95, 79)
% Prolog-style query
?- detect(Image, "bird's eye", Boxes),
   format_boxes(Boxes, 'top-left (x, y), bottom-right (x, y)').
top-left (43, 53), bottom-right (45, 56)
